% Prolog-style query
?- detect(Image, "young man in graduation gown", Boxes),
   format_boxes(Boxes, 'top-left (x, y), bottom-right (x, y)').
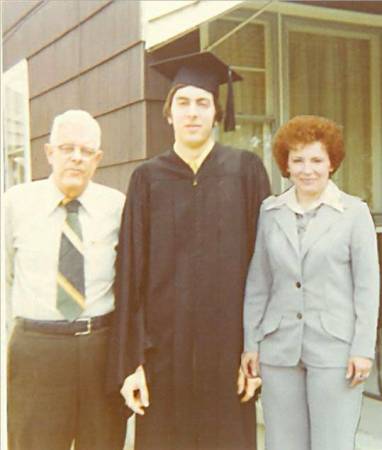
top-left (108, 52), bottom-right (270, 450)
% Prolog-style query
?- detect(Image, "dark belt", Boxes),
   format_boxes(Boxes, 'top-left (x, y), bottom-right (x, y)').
top-left (16, 312), bottom-right (113, 336)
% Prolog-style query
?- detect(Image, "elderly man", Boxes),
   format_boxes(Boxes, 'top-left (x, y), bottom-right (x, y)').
top-left (108, 52), bottom-right (270, 450)
top-left (6, 110), bottom-right (126, 450)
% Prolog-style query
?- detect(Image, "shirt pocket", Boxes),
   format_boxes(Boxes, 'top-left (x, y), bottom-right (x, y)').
top-left (84, 234), bottom-right (117, 283)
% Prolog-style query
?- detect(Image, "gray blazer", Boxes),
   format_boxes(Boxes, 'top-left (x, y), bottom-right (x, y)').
top-left (244, 188), bottom-right (380, 367)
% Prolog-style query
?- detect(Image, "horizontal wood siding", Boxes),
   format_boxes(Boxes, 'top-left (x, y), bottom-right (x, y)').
top-left (4, 1), bottom-right (82, 69)
top-left (93, 161), bottom-right (143, 194)
top-left (146, 101), bottom-right (173, 158)
top-left (97, 105), bottom-right (147, 166)
top-left (30, 136), bottom-right (50, 180)
top-left (2, 1), bottom-right (42, 35)
top-left (3, 0), bottom-right (114, 70)
top-left (30, 79), bottom-right (81, 139)
top-left (3, 0), bottom-right (145, 191)
top-left (77, 0), bottom-right (140, 70)
top-left (78, 45), bottom-right (143, 115)
top-left (28, 30), bottom-right (81, 98)
top-left (78, 1), bottom-right (113, 24)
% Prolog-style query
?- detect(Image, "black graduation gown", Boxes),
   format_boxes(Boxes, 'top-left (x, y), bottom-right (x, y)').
top-left (108, 143), bottom-right (271, 450)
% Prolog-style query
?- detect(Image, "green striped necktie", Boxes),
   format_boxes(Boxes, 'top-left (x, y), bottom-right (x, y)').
top-left (57, 199), bottom-right (85, 320)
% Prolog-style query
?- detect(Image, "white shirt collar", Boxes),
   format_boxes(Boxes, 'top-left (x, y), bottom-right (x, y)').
top-left (266, 180), bottom-right (344, 213)
top-left (46, 175), bottom-right (98, 216)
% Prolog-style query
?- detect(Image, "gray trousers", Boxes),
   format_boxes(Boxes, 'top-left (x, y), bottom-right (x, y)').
top-left (260, 363), bottom-right (363, 450)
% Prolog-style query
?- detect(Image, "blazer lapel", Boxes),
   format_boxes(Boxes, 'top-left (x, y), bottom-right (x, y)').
top-left (273, 206), bottom-right (300, 258)
top-left (300, 205), bottom-right (341, 260)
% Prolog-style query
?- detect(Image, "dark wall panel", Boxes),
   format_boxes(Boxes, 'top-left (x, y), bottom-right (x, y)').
top-left (3, 0), bottom-right (124, 71)
top-left (78, 0), bottom-right (112, 22)
top-left (97, 105), bottom-right (146, 166)
top-left (94, 161), bottom-right (142, 193)
top-left (5, 0), bottom-right (145, 191)
top-left (29, 6), bottom-right (143, 97)
top-left (79, 45), bottom-right (144, 115)
top-left (2, 0), bottom-right (41, 34)
top-left (30, 136), bottom-right (50, 180)
top-left (79, 0), bottom-right (140, 71)
top-left (3, 1), bottom-right (80, 70)
top-left (30, 79), bottom-right (80, 139)
top-left (145, 54), bottom-right (172, 101)
top-left (28, 30), bottom-right (80, 98)
top-left (29, 40), bottom-right (144, 140)
top-left (146, 101), bottom-right (173, 158)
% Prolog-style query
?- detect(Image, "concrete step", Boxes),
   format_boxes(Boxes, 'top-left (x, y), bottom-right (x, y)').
top-left (356, 393), bottom-right (382, 450)
top-left (356, 431), bottom-right (382, 450)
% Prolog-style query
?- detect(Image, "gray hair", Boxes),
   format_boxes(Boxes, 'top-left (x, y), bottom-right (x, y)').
top-left (49, 110), bottom-right (101, 149)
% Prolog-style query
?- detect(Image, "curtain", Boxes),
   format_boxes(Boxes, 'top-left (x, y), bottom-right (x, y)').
top-left (289, 31), bottom-right (372, 205)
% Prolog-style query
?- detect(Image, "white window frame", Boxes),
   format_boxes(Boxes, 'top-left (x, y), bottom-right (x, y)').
top-left (3, 59), bottom-right (32, 189)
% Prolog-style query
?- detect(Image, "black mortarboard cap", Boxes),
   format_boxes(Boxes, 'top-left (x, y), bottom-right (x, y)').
top-left (151, 51), bottom-right (243, 132)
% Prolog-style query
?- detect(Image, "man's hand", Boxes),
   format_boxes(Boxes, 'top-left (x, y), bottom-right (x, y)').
top-left (120, 365), bottom-right (149, 415)
top-left (241, 351), bottom-right (260, 378)
top-left (346, 356), bottom-right (373, 387)
top-left (238, 351), bottom-right (262, 402)
top-left (237, 352), bottom-right (261, 403)
top-left (237, 366), bottom-right (262, 402)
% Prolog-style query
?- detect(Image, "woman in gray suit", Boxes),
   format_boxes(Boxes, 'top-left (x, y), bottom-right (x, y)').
top-left (241, 115), bottom-right (380, 450)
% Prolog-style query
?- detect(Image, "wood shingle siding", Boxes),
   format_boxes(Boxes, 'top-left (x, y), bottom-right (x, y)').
top-left (3, 0), bottom-right (149, 193)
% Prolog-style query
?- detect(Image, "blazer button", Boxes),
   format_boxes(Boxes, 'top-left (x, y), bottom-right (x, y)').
top-left (297, 312), bottom-right (303, 319)
top-left (296, 281), bottom-right (302, 288)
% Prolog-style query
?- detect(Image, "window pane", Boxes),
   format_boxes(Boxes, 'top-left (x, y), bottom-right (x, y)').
top-left (219, 120), bottom-right (266, 160)
top-left (209, 20), bottom-right (265, 68)
top-left (219, 70), bottom-right (266, 116)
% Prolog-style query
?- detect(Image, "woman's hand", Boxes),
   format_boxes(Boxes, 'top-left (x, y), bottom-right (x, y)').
top-left (346, 356), bottom-right (373, 387)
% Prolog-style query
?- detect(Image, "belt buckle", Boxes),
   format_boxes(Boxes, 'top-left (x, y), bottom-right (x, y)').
top-left (75, 317), bottom-right (92, 336)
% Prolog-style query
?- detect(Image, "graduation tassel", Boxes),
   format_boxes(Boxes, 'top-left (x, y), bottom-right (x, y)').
top-left (224, 67), bottom-right (236, 132)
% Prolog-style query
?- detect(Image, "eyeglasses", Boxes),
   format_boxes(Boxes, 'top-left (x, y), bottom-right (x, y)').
top-left (56, 144), bottom-right (98, 159)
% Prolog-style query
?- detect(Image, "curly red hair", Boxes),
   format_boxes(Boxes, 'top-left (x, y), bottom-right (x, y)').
top-left (272, 115), bottom-right (345, 177)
